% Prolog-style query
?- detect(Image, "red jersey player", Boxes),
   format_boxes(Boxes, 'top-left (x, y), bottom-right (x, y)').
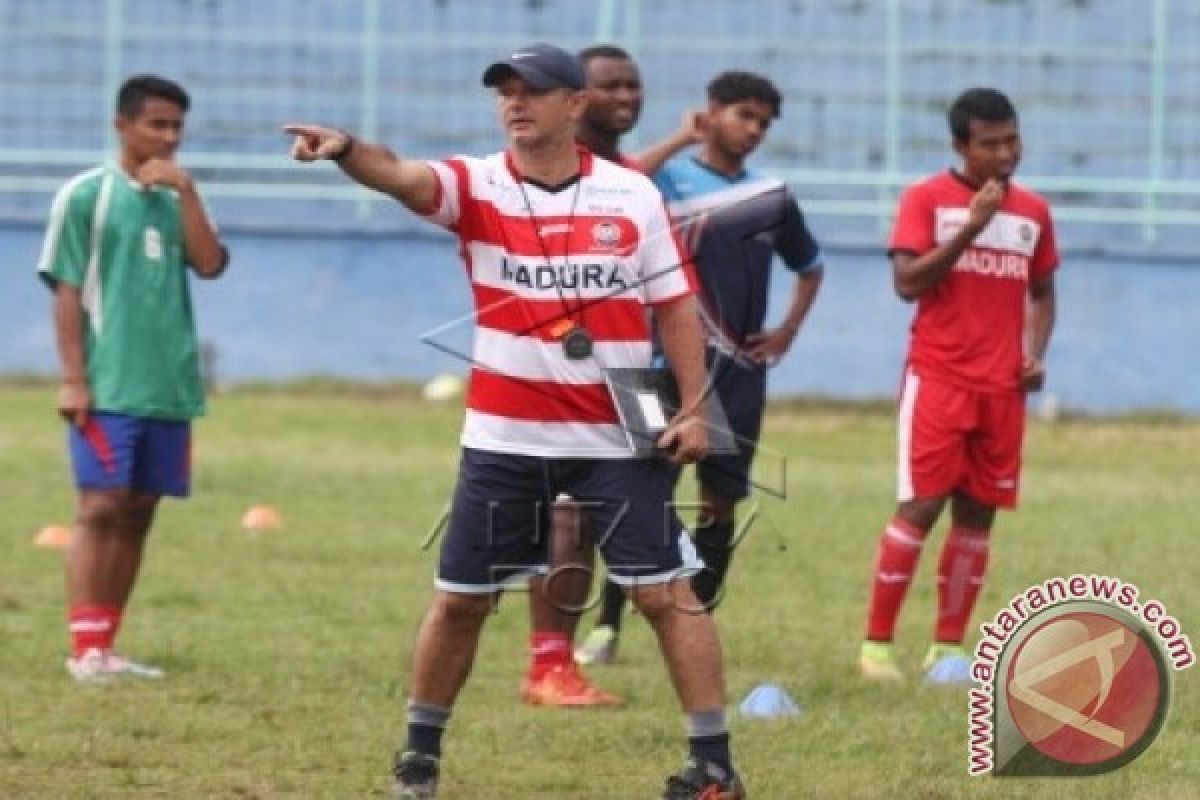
top-left (860, 88), bottom-right (1059, 684)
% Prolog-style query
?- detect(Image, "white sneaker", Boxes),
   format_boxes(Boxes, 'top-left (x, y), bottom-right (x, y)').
top-left (66, 648), bottom-right (165, 683)
top-left (574, 625), bottom-right (618, 665)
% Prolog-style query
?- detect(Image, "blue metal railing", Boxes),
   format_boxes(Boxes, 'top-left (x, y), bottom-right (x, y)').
top-left (0, 0), bottom-right (1197, 249)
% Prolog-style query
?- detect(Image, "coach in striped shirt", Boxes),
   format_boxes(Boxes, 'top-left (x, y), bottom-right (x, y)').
top-left (286, 42), bottom-right (746, 800)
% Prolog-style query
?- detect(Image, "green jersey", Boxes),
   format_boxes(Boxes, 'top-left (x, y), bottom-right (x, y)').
top-left (37, 163), bottom-right (207, 420)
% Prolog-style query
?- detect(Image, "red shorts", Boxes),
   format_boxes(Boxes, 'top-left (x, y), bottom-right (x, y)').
top-left (896, 369), bottom-right (1026, 509)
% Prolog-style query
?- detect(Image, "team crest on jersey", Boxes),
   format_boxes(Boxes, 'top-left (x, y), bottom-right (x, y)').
top-left (144, 226), bottom-right (163, 261)
top-left (591, 220), bottom-right (622, 249)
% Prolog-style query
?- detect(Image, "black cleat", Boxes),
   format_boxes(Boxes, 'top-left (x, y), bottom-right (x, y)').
top-left (662, 758), bottom-right (746, 799)
top-left (392, 750), bottom-right (439, 799)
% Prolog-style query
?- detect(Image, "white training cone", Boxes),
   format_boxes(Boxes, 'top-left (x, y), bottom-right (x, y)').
top-left (422, 374), bottom-right (464, 402)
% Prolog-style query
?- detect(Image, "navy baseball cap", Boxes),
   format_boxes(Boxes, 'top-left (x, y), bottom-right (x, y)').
top-left (482, 42), bottom-right (585, 91)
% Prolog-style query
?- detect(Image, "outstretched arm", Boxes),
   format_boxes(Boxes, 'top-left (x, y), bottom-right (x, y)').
top-left (284, 123), bottom-right (439, 214)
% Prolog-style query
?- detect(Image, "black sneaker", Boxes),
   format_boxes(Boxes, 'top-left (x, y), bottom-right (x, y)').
top-left (393, 750), bottom-right (439, 799)
top-left (662, 758), bottom-right (746, 799)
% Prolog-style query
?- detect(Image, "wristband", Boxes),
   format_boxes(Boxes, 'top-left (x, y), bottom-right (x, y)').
top-left (330, 133), bottom-right (355, 162)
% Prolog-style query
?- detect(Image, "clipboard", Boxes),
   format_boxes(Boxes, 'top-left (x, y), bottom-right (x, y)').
top-left (604, 367), bottom-right (741, 457)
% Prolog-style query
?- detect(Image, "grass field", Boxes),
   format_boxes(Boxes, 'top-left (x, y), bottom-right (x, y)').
top-left (1, 381), bottom-right (1197, 799)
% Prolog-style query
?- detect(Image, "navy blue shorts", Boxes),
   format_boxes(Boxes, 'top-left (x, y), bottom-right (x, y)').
top-left (436, 448), bottom-right (699, 594)
top-left (697, 363), bottom-right (766, 500)
top-left (68, 412), bottom-right (191, 497)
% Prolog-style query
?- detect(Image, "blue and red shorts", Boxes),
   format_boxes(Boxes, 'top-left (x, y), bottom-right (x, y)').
top-left (68, 412), bottom-right (191, 497)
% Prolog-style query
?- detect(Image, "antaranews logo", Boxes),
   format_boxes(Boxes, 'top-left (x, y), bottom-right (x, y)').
top-left (967, 575), bottom-right (1194, 776)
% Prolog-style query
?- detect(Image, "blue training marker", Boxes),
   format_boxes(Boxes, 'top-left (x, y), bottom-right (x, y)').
top-left (738, 682), bottom-right (803, 719)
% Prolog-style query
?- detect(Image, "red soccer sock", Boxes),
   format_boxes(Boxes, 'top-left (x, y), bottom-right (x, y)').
top-left (527, 631), bottom-right (572, 680)
top-left (865, 517), bottom-right (929, 642)
top-left (935, 525), bottom-right (991, 644)
top-left (68, 604), bottom-right (122, 658)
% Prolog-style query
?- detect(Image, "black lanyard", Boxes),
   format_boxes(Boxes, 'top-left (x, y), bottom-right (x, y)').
top-left (515, 176), bottom-right (593, 360)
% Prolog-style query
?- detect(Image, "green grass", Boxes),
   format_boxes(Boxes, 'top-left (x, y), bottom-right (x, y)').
top-left (1, 382), bottom-right (1197, 799)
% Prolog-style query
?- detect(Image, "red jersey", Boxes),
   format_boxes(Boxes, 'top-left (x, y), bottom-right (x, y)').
top-left (889, 171), bottom-right (1059, 392)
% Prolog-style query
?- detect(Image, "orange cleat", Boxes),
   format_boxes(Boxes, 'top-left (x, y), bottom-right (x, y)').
top-left (520, 663), bottom-right (623, 708)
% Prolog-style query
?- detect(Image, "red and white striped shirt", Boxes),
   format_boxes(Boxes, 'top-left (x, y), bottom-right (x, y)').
top-left (423, 147), bottom-right (695, 457)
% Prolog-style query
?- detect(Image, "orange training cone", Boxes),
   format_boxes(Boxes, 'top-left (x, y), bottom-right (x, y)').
top-left (34, 524), bottom-right (73, 550)
top-left (241, 505), bottom-right (283, 532)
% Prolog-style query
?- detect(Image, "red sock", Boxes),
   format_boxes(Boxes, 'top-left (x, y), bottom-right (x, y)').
top-left (935, 526), bottom-right (991, 644)
top-left (528, 632), bottom-right (572, 680)
top-left (865, 518), bottom-right (929, 642)
top-left (68, 604), bottom-right (122, 658)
